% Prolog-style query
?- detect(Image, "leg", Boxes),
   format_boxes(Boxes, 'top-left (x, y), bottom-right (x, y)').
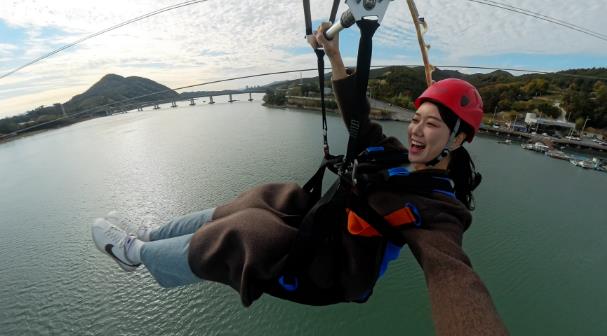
top-left (148, 208), bottom-right (216, 241)
top-left (92, 217), bottom-right (203, 287)
top-left (140, 234), bottom-right (202, 287)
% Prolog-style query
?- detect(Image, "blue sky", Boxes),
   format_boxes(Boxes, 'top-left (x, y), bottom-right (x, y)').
top-left (0, 0), bottom-right (606, 119)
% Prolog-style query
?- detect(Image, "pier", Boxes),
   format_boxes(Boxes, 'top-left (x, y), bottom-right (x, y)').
top-left (479, 126), bottom-right (606, 153)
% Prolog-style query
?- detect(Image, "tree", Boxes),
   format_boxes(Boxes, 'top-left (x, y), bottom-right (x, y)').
top-left (535, 102), bottom-right (561, 119)
top-left (263, 90), bottom-right (286, 106)
top-left (522, 79), bottom-right (549, 97)
top-left (0, 120), bottom-right (18, 134)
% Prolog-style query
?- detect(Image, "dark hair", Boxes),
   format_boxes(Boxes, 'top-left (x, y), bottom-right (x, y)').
top-left (436, 103), bottom-right (482, 210)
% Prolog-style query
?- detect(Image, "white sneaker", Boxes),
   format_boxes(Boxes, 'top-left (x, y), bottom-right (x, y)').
top-left (136, 215), bottom-right (159, 242)
top-left (105, 211), bottom-right (137, 234)
top-left (105, 211), bottom-right (158, 242)
top-left (92, 218), bottom-right (141, 272)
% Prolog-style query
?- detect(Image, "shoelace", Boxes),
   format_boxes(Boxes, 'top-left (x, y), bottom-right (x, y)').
top-left (105, 226), bottom-right (126, 247)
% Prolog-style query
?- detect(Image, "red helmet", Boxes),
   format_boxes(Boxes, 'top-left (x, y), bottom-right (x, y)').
top-left (415, 78), bottom-right (483, 142)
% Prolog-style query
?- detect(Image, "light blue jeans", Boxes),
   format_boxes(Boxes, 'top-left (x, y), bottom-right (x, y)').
top-left (140, 208), bottom-right (215, 287)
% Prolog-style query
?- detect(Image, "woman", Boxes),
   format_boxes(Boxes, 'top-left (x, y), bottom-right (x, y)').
top-left (92, 24), bottom-right (508, 335)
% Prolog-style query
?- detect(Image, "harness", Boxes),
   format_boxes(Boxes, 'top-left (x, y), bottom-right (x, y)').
top-left (262, 0), bottom-right (454, 305)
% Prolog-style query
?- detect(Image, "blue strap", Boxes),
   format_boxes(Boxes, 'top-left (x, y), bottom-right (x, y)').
top-left (432, 189), bottom-right (456, 199)
top-left (278, 275), bottom-right (299, 292)
top-left (388, 167), bottom-right (410, 177)
top-left (405, 202), bottom-right (422, 227)
top-left (378, 242), bottom-right (402, 278)
top-left (366, 146), bottom-right (385, 153)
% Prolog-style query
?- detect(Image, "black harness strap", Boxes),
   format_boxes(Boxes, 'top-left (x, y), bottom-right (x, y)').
top-left (344, 19), bottom-right (380, 165)
top-left (303, 0), bottom-right (338, 158)
top-left (303, 0), bottom-right (312, 36)
top-left (315, 48), bottom-right (331, 157)
top-left (329, 0), bottom-right (340, 23)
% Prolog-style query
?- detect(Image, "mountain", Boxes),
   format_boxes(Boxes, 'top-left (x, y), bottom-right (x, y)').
top-left (0, 74), bottom-right (180, 135)
top-left (64, 74), bottom-right (178, 112)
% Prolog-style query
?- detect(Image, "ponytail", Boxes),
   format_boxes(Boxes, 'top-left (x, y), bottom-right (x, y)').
top-left (436, 102), bottom-right (482, 210)
top-left (447, 146), bottom-right (481, 210)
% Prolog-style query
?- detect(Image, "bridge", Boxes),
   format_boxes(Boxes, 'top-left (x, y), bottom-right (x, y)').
top-left (129, 89), bottom-right (264, 112)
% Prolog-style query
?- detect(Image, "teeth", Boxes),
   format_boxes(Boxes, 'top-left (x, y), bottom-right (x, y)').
top-left (411, 140), bottom-right (425, 147)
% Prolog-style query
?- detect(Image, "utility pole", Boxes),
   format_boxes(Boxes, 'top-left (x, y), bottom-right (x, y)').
top-left (581, 117), bottom-right (591, 138)
top-left (511, 115), bottom-right (518, 131)
top-left (491, 105), bottom-right (498, 125)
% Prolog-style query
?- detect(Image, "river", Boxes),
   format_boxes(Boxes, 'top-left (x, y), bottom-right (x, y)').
top-left (0, 96), bottom-right (605, 335)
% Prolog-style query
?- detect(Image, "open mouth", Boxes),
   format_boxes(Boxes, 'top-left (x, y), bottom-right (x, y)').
top-left (410, 140), bottom-right (426, 150)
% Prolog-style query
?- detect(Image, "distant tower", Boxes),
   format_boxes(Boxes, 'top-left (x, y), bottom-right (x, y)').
top-left (209, 96), bottom-right (215, 104)
top-left (54, 103), bottom-right (67, 117)
top-left (228, 94), bottom-right (235, 103)
top-left (248, 92), bottom-right (253, 102)
top-left (171, 101), bottom-right (177, 108)
top-left (189, 98), bottom-right (196, 106)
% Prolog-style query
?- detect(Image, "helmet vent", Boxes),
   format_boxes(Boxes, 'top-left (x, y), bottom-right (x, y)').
top-left (460, 95), bottom-right (469, 107)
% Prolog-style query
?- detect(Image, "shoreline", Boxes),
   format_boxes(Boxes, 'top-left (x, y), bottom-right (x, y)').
top-left (3, 105), bottom-right (606, 157)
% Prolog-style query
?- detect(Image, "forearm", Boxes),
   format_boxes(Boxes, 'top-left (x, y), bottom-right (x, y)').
top-left (327, 52), bottom-right (347, 81)
top-left (404, 230), bottom-right (508, 335)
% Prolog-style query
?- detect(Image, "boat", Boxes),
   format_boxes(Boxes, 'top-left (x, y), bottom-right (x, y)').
top-left (521, 143), bottom-right (532, 150)
top-left (569, 157), bottom-right (603, 170)
top-left (545, 150), bottom-right (570, 160)
top-left (497, 139), bottom-right (512, 144)
top-left (521, 142), bottom-right (549, 153)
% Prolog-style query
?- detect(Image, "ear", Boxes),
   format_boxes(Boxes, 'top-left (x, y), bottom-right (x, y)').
top-left (450, 133), bottom-right (467, 151)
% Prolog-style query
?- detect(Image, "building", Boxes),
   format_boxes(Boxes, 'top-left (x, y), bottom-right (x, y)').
top-left (524, 113), bottom-right (575, 135)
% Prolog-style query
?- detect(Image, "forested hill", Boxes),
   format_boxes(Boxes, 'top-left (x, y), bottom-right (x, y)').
top-left (274, 66), bottom-right (607, 130)
top-left (65, 74), bottom-right (178, 112)
top-left (370, 66), bottom-right (607, 130)
top-left (0, 74), bottom-right (178, 135)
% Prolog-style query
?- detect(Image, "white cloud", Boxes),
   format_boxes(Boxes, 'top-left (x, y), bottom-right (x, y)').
top-left (0, 0), bottom-right (606, 118)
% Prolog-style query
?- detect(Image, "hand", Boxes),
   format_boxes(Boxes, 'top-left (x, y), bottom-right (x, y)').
top-left (308, 22), bottom-right (341, 59)
top-left (307, 22), bottom-right (347, 80)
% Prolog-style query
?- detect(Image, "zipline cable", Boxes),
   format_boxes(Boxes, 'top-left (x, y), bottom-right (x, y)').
top-left (469, 0), bottom-right (607, 40)
top-left (463, 0), bottom-right (607, 43)
top-left (2, 0), bottom-right (605, 81)
top-left (0, 0), bottom-right (208, 81)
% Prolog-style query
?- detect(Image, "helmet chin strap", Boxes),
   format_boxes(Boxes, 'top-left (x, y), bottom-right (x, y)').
top-left (425, 119), bottom-right (460, 167)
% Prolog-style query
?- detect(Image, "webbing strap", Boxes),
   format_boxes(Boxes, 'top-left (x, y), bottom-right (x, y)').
top-left (314, 48), bottom-right (330, 156)
top-left (329, 0), bottom-right (340, 23)
top-left (303, 0), bottom-right (312, 36)
top-left (282, 180), bottom-right (343, 275)
top-left (344, 19), bottom-right (380, 164)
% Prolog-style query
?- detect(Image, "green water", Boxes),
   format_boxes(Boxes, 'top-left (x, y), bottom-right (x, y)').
top-left (0, 98), bottom-right (605, 335)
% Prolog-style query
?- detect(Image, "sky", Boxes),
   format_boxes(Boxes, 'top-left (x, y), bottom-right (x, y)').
top-left (0, 0), bottom-right (606, 119)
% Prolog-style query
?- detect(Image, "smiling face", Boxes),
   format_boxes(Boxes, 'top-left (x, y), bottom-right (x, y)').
top-left (407, 102), bottom-right (453, 170)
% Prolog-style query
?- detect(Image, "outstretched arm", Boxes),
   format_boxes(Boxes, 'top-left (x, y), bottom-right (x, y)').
top-left (401, 210), bottom-right (509, 335)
